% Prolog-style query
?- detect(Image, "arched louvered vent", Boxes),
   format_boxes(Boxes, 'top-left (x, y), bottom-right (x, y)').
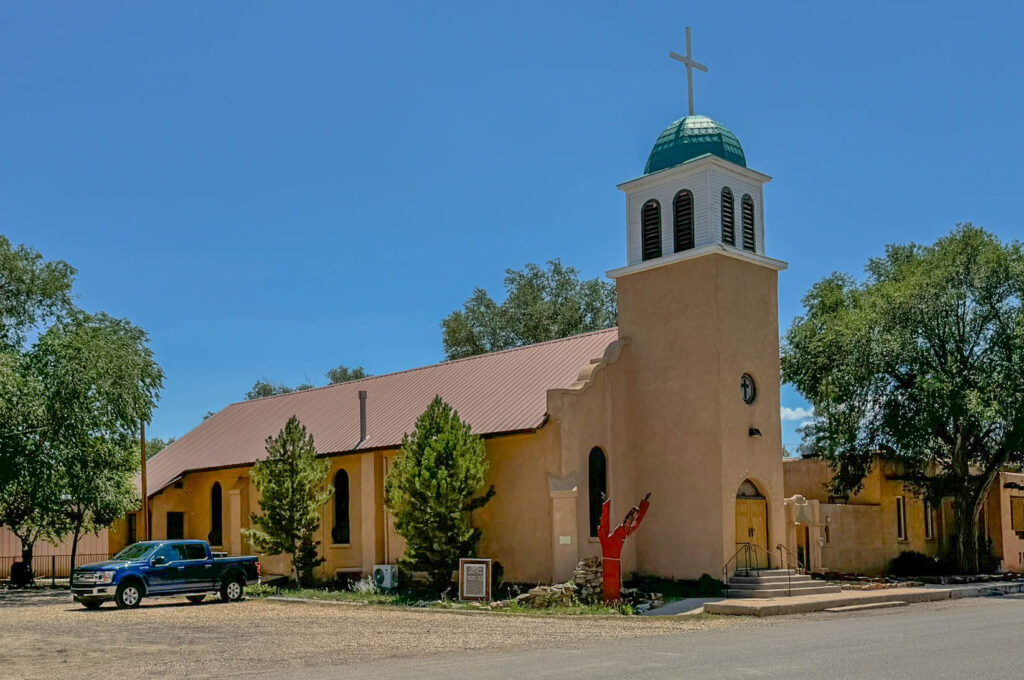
top-left (673, 190), bottom-right (694, 252)
top-left (721, 188), bottom-right (735, 246)
top-left (741, 194), bottom-right (756, 252)
top-left (641, 200), bottom-right (662, 261)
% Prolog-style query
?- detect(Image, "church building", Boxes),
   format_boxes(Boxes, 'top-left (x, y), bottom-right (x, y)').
top-left (112, 36), bottom-right (792, 585)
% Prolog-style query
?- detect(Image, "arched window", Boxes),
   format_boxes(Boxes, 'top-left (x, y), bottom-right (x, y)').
top-left (332, 469), bottom-right (350, 545)
top-left (588, 447), bottom-right (608, 538)
top-left (673, 189), bottom-right (694, 252)
top-left (641, 200), bottom-right (662, 261)
top-left (721, 187), bottom-right (735, 246)
top-left (209, 482), bottom-right (223, 546)
top-left (741, 194), bottom-right (756, 252)
top-left (737, 479), bottom-right (763, 498)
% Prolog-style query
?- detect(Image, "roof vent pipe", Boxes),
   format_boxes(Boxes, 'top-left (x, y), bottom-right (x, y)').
top-left (358, 390), bottom-right (368, 447)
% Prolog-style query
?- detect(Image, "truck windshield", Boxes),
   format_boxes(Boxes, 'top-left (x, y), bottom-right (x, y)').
top-left (113, 543), bottom-right (157, 560)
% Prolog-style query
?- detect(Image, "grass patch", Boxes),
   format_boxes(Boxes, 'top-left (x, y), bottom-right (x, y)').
top-left (248, 583), bottom-right (405, 605)
top-left (247, 582), bottom-right (640, 616)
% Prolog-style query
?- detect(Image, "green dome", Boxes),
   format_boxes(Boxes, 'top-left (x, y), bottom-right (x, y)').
top-left (644, 115), bottom-right (746, 174)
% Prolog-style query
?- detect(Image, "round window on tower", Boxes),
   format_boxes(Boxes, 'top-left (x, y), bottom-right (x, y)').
top-left (740, 374), bottom-right (756, 404)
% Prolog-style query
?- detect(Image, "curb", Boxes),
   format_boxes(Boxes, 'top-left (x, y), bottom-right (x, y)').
top-left (704, 579), bottom-right (1024, 616)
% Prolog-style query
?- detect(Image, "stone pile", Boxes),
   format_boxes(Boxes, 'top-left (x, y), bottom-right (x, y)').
top-left (514, 583), bottom-right (576, 608)
top-left (571, 556), bottom-right (604, 604)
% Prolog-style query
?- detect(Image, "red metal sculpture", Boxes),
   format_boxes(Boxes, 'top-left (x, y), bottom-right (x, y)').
top-left (597, 492), bottom-right (651, 602)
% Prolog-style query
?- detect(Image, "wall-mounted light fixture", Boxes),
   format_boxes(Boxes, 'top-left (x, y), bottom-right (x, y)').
top-left (748, 428), bottom-right (762, 437)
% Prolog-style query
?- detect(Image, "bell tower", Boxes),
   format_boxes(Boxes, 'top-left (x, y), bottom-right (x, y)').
top-left (604, 28), bottom-right (790, 579)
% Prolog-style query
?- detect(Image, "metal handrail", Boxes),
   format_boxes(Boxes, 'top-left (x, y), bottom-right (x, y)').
top-left (721, 542), bottom-right (753, 585)
top-left (776, 543), bottom-right (805, 574)
top-left (723, 544), bottom-right (796, 594)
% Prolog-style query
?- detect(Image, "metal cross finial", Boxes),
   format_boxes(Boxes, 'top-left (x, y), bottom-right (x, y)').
top-left (670, 26), bottom-right (708, 116)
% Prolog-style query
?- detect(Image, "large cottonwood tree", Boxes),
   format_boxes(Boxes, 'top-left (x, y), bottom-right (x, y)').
top-left (0, 238), bottom-right (161, 572)
top-left (782, 225), bottom-right (1024, 573)
top-left (441, 259), bottom-right (617, 360)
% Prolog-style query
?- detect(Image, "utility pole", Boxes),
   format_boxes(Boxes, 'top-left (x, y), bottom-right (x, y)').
top-left (141, 419), bottom-right (150, 541)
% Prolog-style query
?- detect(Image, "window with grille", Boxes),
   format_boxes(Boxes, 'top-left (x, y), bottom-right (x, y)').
top-left (673, 190), bottom-right (694, 252)
top-left (167, 511), bottom-right (185, 540)
top-left (896, 496), bottom-right (907, 541)
top-left (721, 188), bottom-right (735, 246)
top-left (924, 501), bottom-right (935, 539)
top-left (1012, 497), bottom-right (1024, 534)
top-left (641, 200), bottom-right (662, 261)
top-left (741, 194), bottom-right (755, 251)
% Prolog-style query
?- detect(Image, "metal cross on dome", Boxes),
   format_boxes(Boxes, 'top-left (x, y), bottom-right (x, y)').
top-left (670, 26), bottom-right (708, 116)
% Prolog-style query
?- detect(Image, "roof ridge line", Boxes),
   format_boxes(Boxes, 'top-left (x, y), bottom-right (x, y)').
top-left (226, 327), bottom-right (621, 407)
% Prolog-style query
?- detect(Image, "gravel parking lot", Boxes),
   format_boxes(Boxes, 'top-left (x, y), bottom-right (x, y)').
top-left (0, 589), bottom-right (746, 679)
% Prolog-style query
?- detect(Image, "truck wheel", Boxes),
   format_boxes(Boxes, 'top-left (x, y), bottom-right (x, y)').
top-left (220, 576), bottom-right (244, 603)
top-left (186, 595), bottom-right (206, 604)
top-left (115, 582), bottom-right (142, 609)
top-left (81, 600), bottom-right (103, 610)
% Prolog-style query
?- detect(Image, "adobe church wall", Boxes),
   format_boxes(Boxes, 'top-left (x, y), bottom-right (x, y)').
top-left (818, 503), bottom-right (885, 574)
top-left (548, 337), bottom-right (639, 582)
top-left (473, 430), bottom-right (559, 584)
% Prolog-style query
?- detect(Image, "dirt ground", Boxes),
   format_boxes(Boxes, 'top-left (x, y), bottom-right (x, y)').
top-left (0, 590), bottom-right (747, 680)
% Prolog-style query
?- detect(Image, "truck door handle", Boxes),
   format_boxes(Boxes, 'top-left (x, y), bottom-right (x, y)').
top-left (205, 565), bottom-right (212, 568)
top-left (177, 566), bottom-right (185, 570)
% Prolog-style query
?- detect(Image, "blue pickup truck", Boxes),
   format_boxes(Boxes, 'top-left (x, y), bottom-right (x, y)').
top-left (71, 540), bottom-right (260, 609)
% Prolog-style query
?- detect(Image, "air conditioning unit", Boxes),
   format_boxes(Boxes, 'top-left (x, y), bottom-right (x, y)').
top-left (373, 564), bottom-right (398, 590)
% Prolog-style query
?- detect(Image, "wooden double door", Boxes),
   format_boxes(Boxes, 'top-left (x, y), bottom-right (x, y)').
top-left (735, 497), bottom-right (769, 569)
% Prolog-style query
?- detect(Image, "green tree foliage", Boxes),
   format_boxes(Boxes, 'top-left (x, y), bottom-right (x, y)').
top-left (384, 397), bottom-right (494, 591)
top-left (441, 259), bottom-right (617, 360)
top-left (326, 365), bottom-right (368, 384)
top-left (243, 365), bottom-right (369, 401)
top-left (245, 380), bottom-right (297, 400)
top-left (0, 238), bottom-right (162, 570)
top-left (135, 436), bottom-right (176, 459)
top-left (782, 225), bottom-right (1024, 573)
top-left (0, 235), bottom-right (75, 349)
top-left (242, 417), bottom-right (332, 586)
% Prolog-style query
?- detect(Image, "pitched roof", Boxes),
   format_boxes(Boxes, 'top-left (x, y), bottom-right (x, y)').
top-left (146, 328), bottom-right (618, 495)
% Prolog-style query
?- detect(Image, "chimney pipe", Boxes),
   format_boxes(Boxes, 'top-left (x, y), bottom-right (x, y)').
top-left (358, 390), bottom-right (367, 446)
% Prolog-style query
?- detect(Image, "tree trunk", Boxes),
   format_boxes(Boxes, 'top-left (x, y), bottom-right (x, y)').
top-left (20, 540), bottom-right (34, 566)
top-left (953, 494), bottom-right (979, 574)
top-left (70, 518), bottom-right (83, 576)
top-left (290, 549), bottom-right (301, 587)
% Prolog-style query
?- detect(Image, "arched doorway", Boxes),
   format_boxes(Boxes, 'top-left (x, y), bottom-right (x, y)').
top-left (735, 480), bottom-right (769, 569)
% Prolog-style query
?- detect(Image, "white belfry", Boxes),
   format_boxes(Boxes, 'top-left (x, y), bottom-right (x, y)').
top-left (670, 26), bottom-right (708, 116)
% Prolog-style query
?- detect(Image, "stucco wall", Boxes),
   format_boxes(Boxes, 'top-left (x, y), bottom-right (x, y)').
top-left (604, 251), bottom-right (785, 579)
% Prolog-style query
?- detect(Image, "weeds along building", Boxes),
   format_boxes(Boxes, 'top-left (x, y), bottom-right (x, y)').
top-left (113, 93), bottom-right (798, 583)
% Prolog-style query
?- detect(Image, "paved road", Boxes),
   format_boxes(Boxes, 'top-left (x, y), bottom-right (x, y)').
top-left (250, 595), bottom-right (1024, 680)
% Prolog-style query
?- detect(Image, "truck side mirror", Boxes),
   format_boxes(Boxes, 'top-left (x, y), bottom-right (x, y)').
top-left (152, 555), bottom-right (167, 566)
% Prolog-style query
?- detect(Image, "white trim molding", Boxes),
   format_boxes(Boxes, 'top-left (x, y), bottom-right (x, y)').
top-left (607, 243), bottom-right (788, 280)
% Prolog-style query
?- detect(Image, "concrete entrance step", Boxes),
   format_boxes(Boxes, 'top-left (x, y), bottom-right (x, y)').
top-left (728, 579), bottom-right (827, 592)
top-left (734, 569), bottom-right (796, 577)
top-left (726, 585), bottom-right (843, 598)
top-left (730, 574), bottom-right (815, 585)
top-left (824, 601), bottom-right (908, 613)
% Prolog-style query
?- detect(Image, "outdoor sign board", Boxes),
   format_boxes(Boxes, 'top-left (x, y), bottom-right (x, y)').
top-left (458, 557), bottom-right (491, 601)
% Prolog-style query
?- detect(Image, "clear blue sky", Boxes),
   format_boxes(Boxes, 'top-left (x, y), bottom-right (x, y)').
top-left (3, 1), bottom-right (1023, 450)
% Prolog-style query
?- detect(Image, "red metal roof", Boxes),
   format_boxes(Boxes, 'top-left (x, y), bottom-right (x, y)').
top-left (146, 328), bottom-right (618, 495)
